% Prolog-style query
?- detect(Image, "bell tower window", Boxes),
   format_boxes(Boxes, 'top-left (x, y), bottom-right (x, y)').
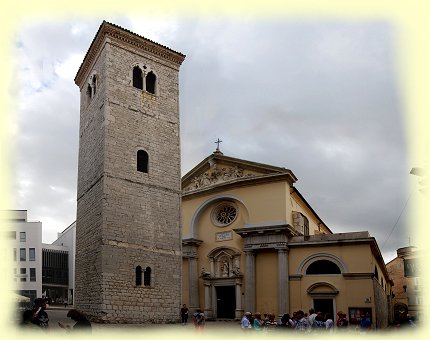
top-left (146, 71), bottom-right (156, 94)
top-left (135, 266), bottom-right (142, 286)
top-left (144, 266), bottom-right (151, 286)
top-left (86, 84), bottom-right (92, 99)
top-left (137, 150), bottom-right (149, 173)
top-left (91, 75), bottom-right (97, 95)
top-left (133, 66), bottom-right (143, 90)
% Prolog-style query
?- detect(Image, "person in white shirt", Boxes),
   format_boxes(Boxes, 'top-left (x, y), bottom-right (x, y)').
top-left (308, 308), bottom-right (317, 327)
top-left (295, 310), bottom-right (310, 332)
top-left (324, 313), bottom-right (334, 332)
top-left (241, 312), bottom-right (252, 330)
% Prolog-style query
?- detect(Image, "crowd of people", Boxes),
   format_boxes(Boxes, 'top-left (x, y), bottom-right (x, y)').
top-left (19, 298), bottom-right (417, 332)
top-left (240, 309), bottom-right (368, 333)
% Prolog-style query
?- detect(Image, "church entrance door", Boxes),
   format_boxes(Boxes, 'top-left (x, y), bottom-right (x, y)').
top-left (313, 298), bottom-right (334, 318)
top-left (216, 285), bottom-right (236, 319)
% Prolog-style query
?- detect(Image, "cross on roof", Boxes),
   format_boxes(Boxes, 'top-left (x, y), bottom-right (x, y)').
top-left (215, 138), bottom-right (222, 151)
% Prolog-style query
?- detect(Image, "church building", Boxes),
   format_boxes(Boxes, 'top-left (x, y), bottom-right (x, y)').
top-left (68, 20), bottom-right (393, 328)
top-left (181, 148), bottom-right (393, 329)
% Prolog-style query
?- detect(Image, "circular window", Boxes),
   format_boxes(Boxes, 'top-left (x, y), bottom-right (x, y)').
top-left (212, 202), bottom-right (238, 226)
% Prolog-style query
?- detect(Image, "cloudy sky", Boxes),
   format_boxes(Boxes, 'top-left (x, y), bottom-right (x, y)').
top-left (7, 14), bottom-right (420, 262)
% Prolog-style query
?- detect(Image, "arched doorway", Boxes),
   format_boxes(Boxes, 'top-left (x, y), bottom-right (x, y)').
top-left (307, 282), bottom-right (339, 318)
top-left (394, 303), bottom-right (408, 322)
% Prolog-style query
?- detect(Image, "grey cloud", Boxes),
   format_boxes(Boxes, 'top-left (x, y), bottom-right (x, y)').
top-left (11, 18), bottom-right (410, 261)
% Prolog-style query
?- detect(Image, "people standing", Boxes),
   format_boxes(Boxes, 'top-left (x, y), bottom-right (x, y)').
top-left (360, 312), bottom-right (372, 331)
top-left (294, 310), bottom-right (310, 332)
top-left (324, 313), bottom-right (334, 332)
top-left (311, 312), bottom-right (326, 333)
top-left (254, 312), bottom-right (264, 331)
top-left (280, 313), bottom-right (293, 329)
top-left (193, 309), bottom-right (205, 333)
top-left (241, 312), bottom-right (252, 330)
top-left (31, 298), bottom-right (49, 329)
top-left (336, 311), bottom-right (349, 330)
top-left (308, 308), bottom-right (317, 328)
top-left (180, 304), bottom-right (189, 325)
top-left (289, 311), bottom-right (298, 329)
top-left (264, 313), bottom-right (278, 332)
top-left (58, 309), bottom-right (92, 332)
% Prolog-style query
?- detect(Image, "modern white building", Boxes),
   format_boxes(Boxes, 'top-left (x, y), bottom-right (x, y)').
top-left (2, 210), bottom-right (43, 302)
top-left (51, 221), bottom-right (75, 304)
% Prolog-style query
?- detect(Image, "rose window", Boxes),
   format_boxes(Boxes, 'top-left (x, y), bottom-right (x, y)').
top-left (212, 203), bottom-right (238, 226)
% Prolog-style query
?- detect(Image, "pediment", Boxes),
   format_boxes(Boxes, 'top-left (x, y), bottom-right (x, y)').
top-left (307, 282), bottom-right (339, 295)
top-left (182, 152), bottom-right (297, 193)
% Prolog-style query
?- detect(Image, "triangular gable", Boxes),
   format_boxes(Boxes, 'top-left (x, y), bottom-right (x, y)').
top-left (182, 151), bottom-right (297, 193)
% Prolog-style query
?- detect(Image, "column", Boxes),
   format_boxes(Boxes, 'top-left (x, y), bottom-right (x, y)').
top-left (210, 258), bottom-right (214, 276)
top-left (235, 280), bottom-right (243, 319)
top-left (188, 257), bottom-right (199, 310)
top-left (244, 250), bottom-right (255, 313)
top-left (204, 282), bottom-right (213, 318)
top-left (277, 248), bottom-right (289, 315)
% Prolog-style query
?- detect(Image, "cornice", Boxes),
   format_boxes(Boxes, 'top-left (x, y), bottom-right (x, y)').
top-left (182, 238), bottom-right (203, 246)
top-left (343, 273), bottom-right (374, 280)
top-left (182, 172), bottom-right (295, 200)
top-left (75, 21), bottom-right (185, 87)
top-left (182, 152), bottom-right (296, 184)
top-left (233, 223), bottom-right (295, 237)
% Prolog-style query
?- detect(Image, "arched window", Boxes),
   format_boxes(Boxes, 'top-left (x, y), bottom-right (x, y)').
top-left (135, 266), bottom-right (142, 286)
top-left (144, 266), bottom-right (151, 286)
top-left (137, 150), bottom-right (148, 173)
top-left (86, 84), bottom-right (92, 99)
top-left (306, 260), bottom-right (341, 275)
top-left (146, 71), bottom-right (156, 94)
top-left (133, 66), bottom-right (143, 90)
top-left (91, 75), bottom-right (97, 95)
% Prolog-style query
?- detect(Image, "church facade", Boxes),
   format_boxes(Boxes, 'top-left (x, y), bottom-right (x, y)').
top-left (181, 150), bottom-right (393, 328)
top-left (69, 21), bottom-right (393, 327)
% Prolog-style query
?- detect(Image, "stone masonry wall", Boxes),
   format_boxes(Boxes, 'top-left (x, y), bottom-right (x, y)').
top-left (76, 29), bottom-right (183, 323)
top-left (373, 278), bottom-right (390, 328)
top-left (75, 44), bottom-right (107, 314)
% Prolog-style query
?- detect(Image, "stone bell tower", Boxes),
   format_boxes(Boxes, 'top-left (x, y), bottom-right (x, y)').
top-left (74, 21), bottom-right (185, 323)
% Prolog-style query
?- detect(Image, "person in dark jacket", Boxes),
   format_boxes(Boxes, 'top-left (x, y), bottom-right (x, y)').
top-left (58, 309), bottom-right (92, 332)
top-left (180, 304), bottom-right (189, 325)
top-left (31, 298), bottom-right (49, 329)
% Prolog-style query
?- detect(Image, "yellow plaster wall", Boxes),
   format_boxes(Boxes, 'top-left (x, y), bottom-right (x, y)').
top-left (255, 250), bottom-right (278, 315)
top-left (182, 181), bottom-right (289, 238)
top-left (289, 190), bottom-right (319, 234)
top-left (289, 190), bottom-right (331, 235)
top-left (289, 244), bottom-right (373, 275)
top-left (289, 273), bottom-right (376, 315)
top-left (181, 176), bottom-right (391, 319)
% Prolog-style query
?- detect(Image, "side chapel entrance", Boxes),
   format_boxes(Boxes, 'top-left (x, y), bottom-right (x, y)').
top-left (308, 282), bottom-right (338, 318)
top-left (313, 298), bottom-right (334, 318)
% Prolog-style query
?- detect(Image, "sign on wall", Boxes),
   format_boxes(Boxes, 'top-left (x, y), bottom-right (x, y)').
top-left (216, 231), bottom-right (233, 242)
